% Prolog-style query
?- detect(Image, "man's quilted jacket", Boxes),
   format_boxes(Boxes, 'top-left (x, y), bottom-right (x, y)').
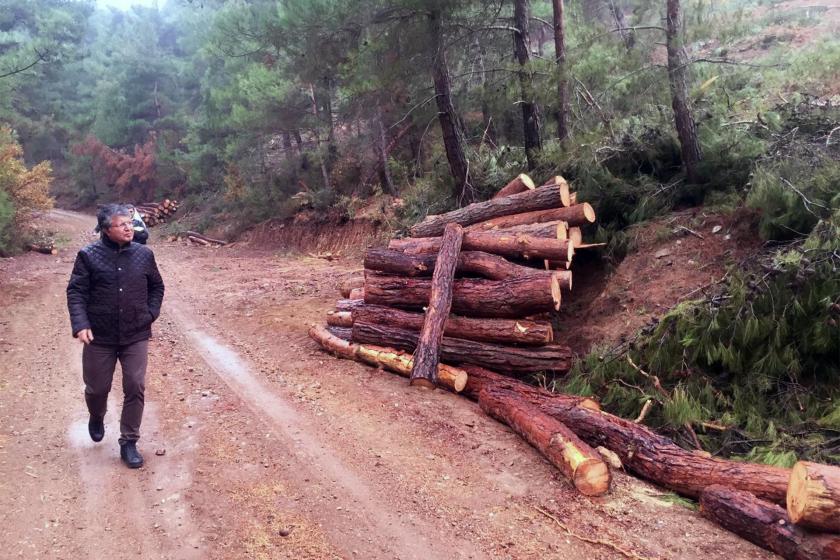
top-left (67, 236), bottom-right (165, 345)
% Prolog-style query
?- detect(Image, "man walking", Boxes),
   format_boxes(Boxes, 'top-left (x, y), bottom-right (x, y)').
top-left (67, 204), bottom-right (165, 468)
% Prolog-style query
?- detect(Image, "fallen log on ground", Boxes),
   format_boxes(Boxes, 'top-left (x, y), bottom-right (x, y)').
top-left (411, 223), bottom-right (463, 388)
top-left (460, 364), bottom-right (601, 410)
top-left (351, 321), bottom-right (572, 375)
top-left (326, 310), bottom-right (353, 328)
top-left (540, 176), bottom-right (572, 207)
top-left (183, 231), bottom-right (227, 245)
top-left (389, 231), bottom-right (574, 263)
top-left (29, 243), bottom-right (57, 255)
top-left (364, 248), bottom-right (572, 288)
top-left (495, 220), bottom-right (568, 240)
top-left (352, 305), bottom-right (553, 346)
top-left (788, 461), bottom-right (840, 533)
top-left (335, 298), bottom-right (365, 312)
top-left (493, 173), bottom-right (536, 199)
top-left (480, 385), bottom-right (611, 496)
top-left (339, 276), bottom-right (365, 298)
top-left (308, 325), bottom-right (467, 392)
top-left (700, 485), bottom-right (840, 560)
top-left (410, 183), bottom-right (571, 237)
top-left (364, 272), bottom-right (563, 317)
top-left (466, 203), bottom-right (596, 231)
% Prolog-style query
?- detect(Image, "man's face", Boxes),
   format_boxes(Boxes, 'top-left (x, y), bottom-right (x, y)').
top-left (104, 214), bottom-right (134, 245)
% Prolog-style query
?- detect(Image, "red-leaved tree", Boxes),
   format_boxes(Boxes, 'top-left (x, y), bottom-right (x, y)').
top-left (72, 135), bottom-right (157, 201)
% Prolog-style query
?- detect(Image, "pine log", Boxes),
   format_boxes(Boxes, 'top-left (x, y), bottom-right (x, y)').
top-left (540, 176), bottom-right (572, 206)
top-left (493, 173), bottom-right (536, 199)
top-left (411, 223), bottom-right (463, 388)
top-left (493, 220), bottom-right (567, 240)
top-left (537, 400), bottom-right (791, 503)
top-left (351, 321), bottom-right (572, 375)
top-left (339, 277), bottom-right (365, 298)
top-left (364, 248), bottom-right (572, 288)
top-left (335, 298), bottom-right (365, 312)
top-left (364, 271), bottom-right (563, 317)
top-left (352, 304), bottom-right (553, 346)
top-left (410, 182), bottom-right (570, 237)
top-left (308, 325), bottom-right (467, 392)
top-left (389, 231), bottom-right (575, 263)
top-left (569, 226), bottom-right (582, 247)
top-left (326, 310), bottom-right (353, 328)
top-left (348, 287), bottom-right (365, 300)
top-left (29, 243), bottom-right (57, 255)
top-left (788, 461), bottom-right (840, 533)
top-left (479, 385), bottom-right (611, 496)
top-left (184, 231), bottom-right (227, 245)
top-left (466, 203), bottom-right (596, 231)
top-left (701, 485), bottom-right (840, 560)
top-left (188, 235), bottom-right (210, 246)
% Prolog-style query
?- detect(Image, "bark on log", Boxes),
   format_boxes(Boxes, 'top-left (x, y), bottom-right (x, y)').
top-left (339, 276), bottom-right (365, 298)
top-left (389, 231), bottom-right (575, 263)
top-left (352, 304), bottom-right (553, 346)
top-left (184, 231), bottom-right (227, 245)
top-left (410, 182), bottom-right (570, 237)
top-left (701, 485), bottom-right (840, 560)
top-left (29, 243), bottom-right (57, 255)
top-left (309, 325), bottom-right (467, 392)
top-left (788, 461), bottom-right (840, 533)
top-left (493, 220), bottom-right (567, 240)
top-left (364, 248), bottom-right (572, 288)
top-left (493, 173), bottom-right (536, 199)
top-left (411, 223), bottom-right (463, 388)
top-left (326, 311), bottom-right (353, 328)
top-left (465, 203), bottom-right (595, 231)
top-left (364, 271), bottom-right (563, 317)
top-left (537, 401), bottom-right (791, 503)
top-left (351, 321), bottom-right (572, 375)
top-left (479, 385), bottom-right (611, 496)
top-left (335, 298), bottom-right (365, 312)
top-left (540, 176), bottom-right (571, 206)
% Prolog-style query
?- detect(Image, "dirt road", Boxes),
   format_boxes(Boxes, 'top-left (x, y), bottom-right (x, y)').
top-left (0, 210), bottom-right (773, 559)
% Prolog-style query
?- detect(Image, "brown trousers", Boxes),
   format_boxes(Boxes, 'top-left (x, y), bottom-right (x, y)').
top-left (82, 340), bottom-right (149, 445)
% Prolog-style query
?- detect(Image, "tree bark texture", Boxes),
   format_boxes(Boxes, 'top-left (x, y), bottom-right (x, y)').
top-left (465, 202), bottom-right (595, 231)
top-left (700, 485), bottom-right (840, 560)
top-left (352, 304), bottom-right (553, 347)
top-left (540, 176), bottom-right (572, 206)
top-left (479, 385), bottom-right (611, 496)
top-left (351, 322), bottom-right (572, 375)
top-left (513, 0), bottom-right (543, 169)
top-left (666, 0), bottom-right (702, 182)
top-left (493, 173), bottom-right (536, 199)
top-left (551, 0), bottom-right (570, 141)
top-left (335, 298), bottom-right (365, 312)
top-left (429, 9), bottom-right (471, 202)
top-left (410, 182), bottom-right (570, 237)
top-left (326, 311), bottom-right (353, 328)
top-left (410, 224), bottom-right (464, 388)
top-left (787, 461), bottom-right (840, 533)
top-left (460, 364), bottom-right (601, 410)
top-left (389, 231), bottom-right (574, 262)
top-left (363, 271), bottom-right (562, 317)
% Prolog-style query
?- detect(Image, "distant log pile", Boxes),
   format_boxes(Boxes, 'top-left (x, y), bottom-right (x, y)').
top-left (308, 172), bottom-right (840, 556)
top-left (137, 199), bottom-right (179, 227)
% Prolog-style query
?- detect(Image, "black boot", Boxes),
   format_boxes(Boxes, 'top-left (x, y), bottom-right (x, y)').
top-left (120, 441), bottom-right (144, 469)
top-left (88, 416), bottom-right (105, 442)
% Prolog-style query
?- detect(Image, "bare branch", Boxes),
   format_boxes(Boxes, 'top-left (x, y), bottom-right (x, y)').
top-left (0, 49), bottom-right (49, 80)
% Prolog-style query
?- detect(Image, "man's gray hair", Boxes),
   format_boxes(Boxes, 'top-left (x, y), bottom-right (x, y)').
top-left (96, 203), bottom-right (132, 233)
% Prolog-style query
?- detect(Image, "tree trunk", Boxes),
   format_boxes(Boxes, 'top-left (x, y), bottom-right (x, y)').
top-left (552, 0), bottom-right (570, 141)
top-left (492, 220), bottom-right (568, 240)
top-left (375, 106), bottom-right (395, 194)
top-left (701, 485), bottom-right (840, 560)
top-left (352, 322), bottom-right (572, 375)
top-left (411, 224), bottom-right (464, 388)
top-left (364, 248), bottom-right (572, 288)
top-left (335, 298), bottom-right (365, 312)
top-left (429, 9), bottom-right (471, 202)
top-left (364, 272), bottom-right (563, 317)
top-left (410, 182), bottom-right (573, 237)
top-left (460, 364), bottom-right (600, 410)
top-left (390, 231), bottom-right (574, 263)
top-left (464, 202), bottom-right (595, 231)
top-left (493, 173), bottom-right (536, 199)
top-left (666, 0), bottom-right (702, 182)
top-left (513, 0), bottom-right (543, 169)
top-left (309, 325), bottom-right (468, 393)
top-left (352, 304), bottom-right (553, 346)
top-left (479, 385), bottom-right (611, 496)
top-left (787, 461), bottom-right (840, 533)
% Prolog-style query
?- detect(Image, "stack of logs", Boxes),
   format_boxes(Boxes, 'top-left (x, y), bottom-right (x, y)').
top-left (309, 173), bottom-right (840, 559)
top-left (137, 199), bottom-right (179, 227)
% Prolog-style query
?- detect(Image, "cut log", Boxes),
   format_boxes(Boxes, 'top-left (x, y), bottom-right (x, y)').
top-left (351, 321), bottom-right (572, 375)
top-left (352, 304), bottom-right (553, 346)
top-left (29, 243), bottom-right (57, 255)
top-left (188, 235), bottom-right (210, 246)
top-left (788, 461), bottom-right (840, 533)
top-left (569, 227), bottom-right (582, 248)
top-left (493, 173), bottom-right (536, 199)
top-left (326, 311), bottom-right (353, 328)
top-left (364, 248), bottom-right (572, 288)
top-left (339, 276), bottom-right (365, 298)
top-left (184, 231), bottom-right (227, 245)
top-left (569, 192), bottom-right (577, 205)
top-left (701, 485), bottom-right (840, 560)
top-left (308, 325), bottom-right (467, 392)
top-left (537, 400), bottom-right (791, 503)
top-left (540, 176), bottom-right (572, 207)
top-left (364, 272), bottom-right (563, 317)
top-left (335, 298), bottom-right (365, 312)
top-left (479, 385), bottom-right (611, 496)
top-left (466, 203), bottom-right (596, 231)
top-left (493, 220), bottom-right (567, 240)
top-left (410, 182), bottom-right (570, 237)
top-left (348, 287), bottom-right (365, 300)
top-left (411, 223), bottom-right (463, 388)
top-left (389, 231), bottom-right (575, 263)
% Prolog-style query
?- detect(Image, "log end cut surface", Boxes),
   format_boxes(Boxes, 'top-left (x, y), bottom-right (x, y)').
top-left (787, 460), bottom-right (840, 532)
top-left (573, 459), bottom-right (612, 497)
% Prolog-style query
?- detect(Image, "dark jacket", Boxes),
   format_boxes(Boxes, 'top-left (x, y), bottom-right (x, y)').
top-left (67, 236), bottom-right (165, 346)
